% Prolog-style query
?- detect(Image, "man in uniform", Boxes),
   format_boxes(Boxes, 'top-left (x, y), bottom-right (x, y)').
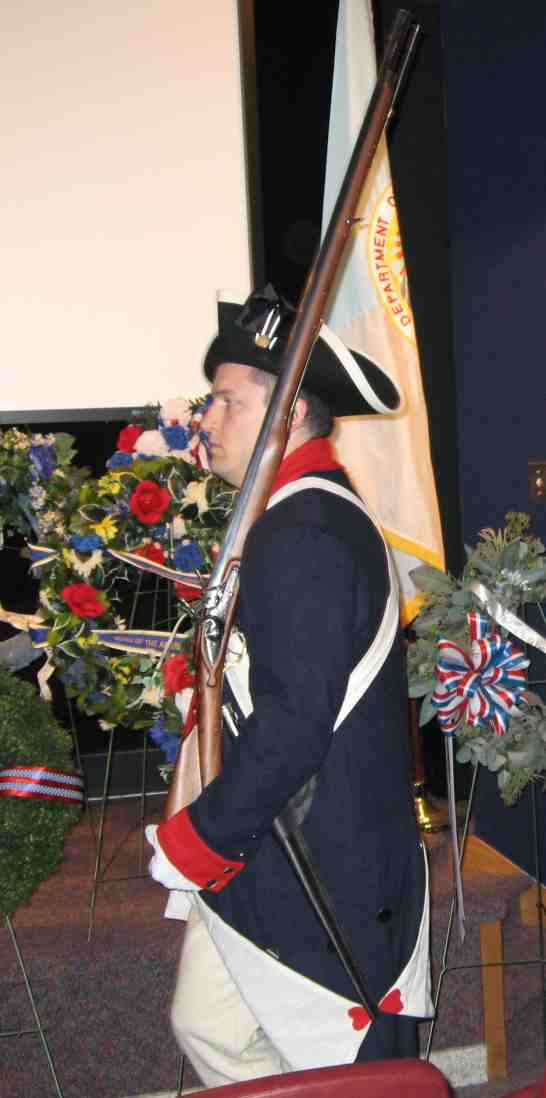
top-left (146, 287), bottom-right (431, 1085)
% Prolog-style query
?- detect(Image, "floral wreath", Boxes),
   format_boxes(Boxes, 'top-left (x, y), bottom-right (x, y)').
top-left (0, 399), bottom-right (235, 772)
top-left (407, 512), bottom-right (546, 805)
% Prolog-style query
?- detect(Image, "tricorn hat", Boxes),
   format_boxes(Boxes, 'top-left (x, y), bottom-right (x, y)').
top-left (203, 284), bottom-right (402, 417)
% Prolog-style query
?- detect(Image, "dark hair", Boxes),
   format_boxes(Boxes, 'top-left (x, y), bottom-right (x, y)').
top-left (248, 367), bottom-right (333, 438)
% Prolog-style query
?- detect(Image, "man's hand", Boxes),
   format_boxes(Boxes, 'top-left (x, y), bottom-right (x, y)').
top-left (145, 824), bottom-right (201, 892)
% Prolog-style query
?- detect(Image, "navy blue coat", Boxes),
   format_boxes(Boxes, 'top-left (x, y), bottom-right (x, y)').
top-left (189, 468), bottom-right (425, 1008)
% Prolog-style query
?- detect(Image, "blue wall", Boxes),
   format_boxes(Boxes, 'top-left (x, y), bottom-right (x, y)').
top-left (444, 1), bottom-right (546, 545)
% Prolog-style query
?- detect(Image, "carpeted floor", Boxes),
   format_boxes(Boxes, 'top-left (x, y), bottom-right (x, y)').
top-left (1, 798), bottom-right (544, 1098)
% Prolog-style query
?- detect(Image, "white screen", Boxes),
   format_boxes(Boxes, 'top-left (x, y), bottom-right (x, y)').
top-left (1, 1), bottom-right (251, 419)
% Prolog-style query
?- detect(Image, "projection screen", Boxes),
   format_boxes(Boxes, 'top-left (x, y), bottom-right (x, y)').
top-left (1, 1), bottom-right (252, 422)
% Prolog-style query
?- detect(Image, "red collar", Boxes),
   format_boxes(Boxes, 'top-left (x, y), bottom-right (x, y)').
top-left (271, 438), bottom-right (343, 494)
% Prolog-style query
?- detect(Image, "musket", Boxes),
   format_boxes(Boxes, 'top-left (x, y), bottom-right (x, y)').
top-left (163, 8), bottom-right (419, 1021)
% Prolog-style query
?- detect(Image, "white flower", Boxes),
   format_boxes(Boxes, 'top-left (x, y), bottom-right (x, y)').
top-left (39, 588), bottom-right (54, 610)
top-left (11, 429), bottom-right (31, 451)
top-left (183, 477), bottom-right (210, 516)
top-left (40, 509), bottom-right (62, 531)
top-left (29, 485), bottom-right (46, 509)
top-left (141, 683), bottom-right (164, 707)
top-left (171, 515), bottom-right (187, 539)
top-left (160, 398), bottom-right (192, 428)
top-left (174, 687), bottom-right (194, 722)
top-left (65, 548), bottom-right (103, 578)
top-left (136, 429), bottom-right (170, 457)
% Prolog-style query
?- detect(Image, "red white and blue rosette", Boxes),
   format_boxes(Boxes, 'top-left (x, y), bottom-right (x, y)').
top-left (432, 611), bottom-right (529, 737)
top-left (431, 611), bottom-right (529, 943)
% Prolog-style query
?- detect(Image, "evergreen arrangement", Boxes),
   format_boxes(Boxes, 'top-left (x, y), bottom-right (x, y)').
top-left (0, 664), bottom-right (81, 916)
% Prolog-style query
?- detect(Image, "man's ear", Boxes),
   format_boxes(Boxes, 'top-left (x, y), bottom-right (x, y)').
top-left (288, 396), bottom-right (308, 438)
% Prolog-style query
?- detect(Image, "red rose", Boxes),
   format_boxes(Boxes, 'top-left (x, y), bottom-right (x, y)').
top-left (117, 424), bottom-right (144, 453)
top-left (135, 542), bottom-right (166, 565)
top-left (130, 480), bottom-right (171, 525)
top-left (163, 653), bottom-right (195, 695)
top-left (62, 582), bottom-right (107, 618)
top-left (175, 581), bottom-right (202, 602)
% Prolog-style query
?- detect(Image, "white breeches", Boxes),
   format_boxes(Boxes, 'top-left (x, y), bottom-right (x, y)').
top-left (171, 906), bottom-right (291, 1088)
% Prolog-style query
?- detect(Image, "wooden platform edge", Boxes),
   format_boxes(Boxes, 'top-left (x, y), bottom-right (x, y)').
top-left (462, 835), bottom-right (545, 926)
top-left (462, 835), bottom-right (528, 878)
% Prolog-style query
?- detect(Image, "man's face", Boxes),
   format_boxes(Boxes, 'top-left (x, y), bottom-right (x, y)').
top-left (202, 363), bottom-right (269, 488)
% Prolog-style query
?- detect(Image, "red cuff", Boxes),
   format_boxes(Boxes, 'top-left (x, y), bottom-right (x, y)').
top-left (157, 808), bottom-right (245, 893)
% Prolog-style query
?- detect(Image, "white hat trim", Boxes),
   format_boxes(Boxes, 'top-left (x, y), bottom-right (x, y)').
top-left (319, 322), bottom-right (403, 415)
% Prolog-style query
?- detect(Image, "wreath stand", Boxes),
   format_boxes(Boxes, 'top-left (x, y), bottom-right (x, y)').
top-left (2, 916), bottom-right (64, 1098)
top-left (77, 569), bottom-right (188, 1092)
top-left (80, 570), bottom-right (173, 939)
top-left (424, 761), bottom-right (546, 1082)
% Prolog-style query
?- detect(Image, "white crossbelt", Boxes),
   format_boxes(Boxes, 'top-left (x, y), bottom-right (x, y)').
top-left (226, 476), bottom-right (400, 732)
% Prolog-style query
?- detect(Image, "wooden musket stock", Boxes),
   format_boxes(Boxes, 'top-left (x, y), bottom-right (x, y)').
top-left (164, 8), bottom-right (418, 821)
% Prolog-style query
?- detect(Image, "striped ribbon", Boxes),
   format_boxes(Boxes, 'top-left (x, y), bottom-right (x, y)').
top-left (432, 611), bottom-right (529, 736)
top-left (0, 765), bottom-right (84, 803)
top-left (107, 548), bottom-right (205, 588)
top-left (27, 543), bottom-right (60, 569)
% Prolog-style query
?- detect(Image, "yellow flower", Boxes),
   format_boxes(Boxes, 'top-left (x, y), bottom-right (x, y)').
top-left (110, 658), bottom-right (134, 684)
top-left (91, 516), bottom-right (118, 542)
top-left (77, 633), bottom-right (98, 649)
top-left (97, 473), bottom-right (122, 497)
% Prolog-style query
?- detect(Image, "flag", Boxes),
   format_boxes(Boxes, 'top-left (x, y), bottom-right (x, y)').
top-left (321, 0), bottom-right (444, 624)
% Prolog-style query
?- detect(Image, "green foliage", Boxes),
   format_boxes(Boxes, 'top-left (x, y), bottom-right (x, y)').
top-left (0, 427), bottom-right (78, 544)
top-left (408, 513), bottom-right (546, 805)
top-left (0, 664), bottom-right (81, 915)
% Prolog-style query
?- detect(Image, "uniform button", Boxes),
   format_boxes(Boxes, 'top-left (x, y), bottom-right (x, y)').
top-left (206, 879), bottom-right (218, 888)
top-left (223, 867), bottom-right (234, 875)
top-left (376, 906), bottom-right (393, 924)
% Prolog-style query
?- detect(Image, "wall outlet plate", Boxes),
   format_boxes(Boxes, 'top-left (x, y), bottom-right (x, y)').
top-left (528, 461), bottom-right (546, 502)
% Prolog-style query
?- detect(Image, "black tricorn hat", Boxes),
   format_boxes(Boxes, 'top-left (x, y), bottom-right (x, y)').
top-left (203, 284), bottom-right (402, 417)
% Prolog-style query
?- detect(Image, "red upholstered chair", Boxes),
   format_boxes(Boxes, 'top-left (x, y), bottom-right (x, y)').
top-left (504, 1070), bottom-right (546, 1098)
top-left (179, 1059), bottom-right (451, 1098)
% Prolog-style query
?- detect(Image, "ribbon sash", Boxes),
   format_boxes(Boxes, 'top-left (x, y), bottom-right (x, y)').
top-left (0, 765), bottom-right (84, 803)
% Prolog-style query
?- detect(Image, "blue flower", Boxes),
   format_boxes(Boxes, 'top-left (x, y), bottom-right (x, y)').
top-left (29, 443), bottom-right (57, 480)
top-left (161, 425), bottom-right (189, 451)
top-left (174, 541), bottom-right (205, 571)
top-left (70, 533), bottom-right (104, 552)
top-left (151, 524), bottom-right (168, 539)
top-left (60, 659), bottom-right (87, 689)
top-left (106, 451), bottom-right (133, 469)
top-left (148, 718), bottom-right (180, 763)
